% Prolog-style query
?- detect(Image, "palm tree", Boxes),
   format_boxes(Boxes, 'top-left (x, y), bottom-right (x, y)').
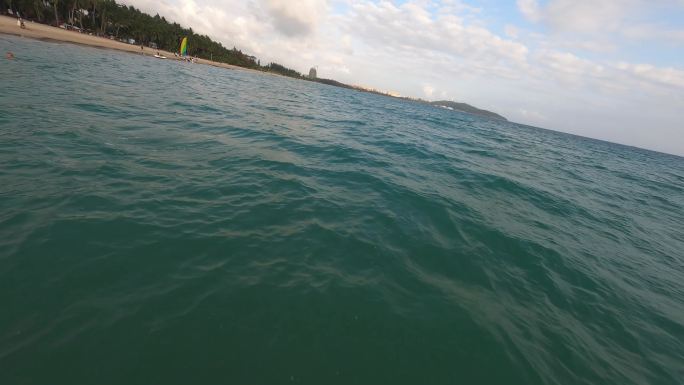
top-left (33, 0), bottom-right (46, 21)
top-left (51, 0), bottom-right (59, 24)
top-left (90, 0), bottom-right (99, 29)
top-left (67, 0), bottom-right (78, 26)
top-left (98, 0), bottom-right (114, 34)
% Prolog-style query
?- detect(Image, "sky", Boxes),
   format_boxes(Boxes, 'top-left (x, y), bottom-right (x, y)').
top-left (122, 0), bottom-right (684, 156)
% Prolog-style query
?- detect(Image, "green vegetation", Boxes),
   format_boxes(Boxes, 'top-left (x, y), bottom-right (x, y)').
top-left (2, 0), bottom-right (300, 74)
top-left (264, 62), bottom-right (301, 78)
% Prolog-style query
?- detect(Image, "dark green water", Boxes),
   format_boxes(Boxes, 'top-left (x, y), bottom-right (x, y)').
top-left (1, 35), bottom-right (683, 385)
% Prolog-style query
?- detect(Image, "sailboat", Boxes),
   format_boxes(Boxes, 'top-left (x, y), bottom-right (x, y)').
top-left (179, 37), bottom-right (194, 62)
top-left (179, 37), bottom-right (188, 57)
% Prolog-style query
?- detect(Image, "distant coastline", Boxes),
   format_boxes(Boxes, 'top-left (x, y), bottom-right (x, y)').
top-left (1, 9), bottom-right (506, 121)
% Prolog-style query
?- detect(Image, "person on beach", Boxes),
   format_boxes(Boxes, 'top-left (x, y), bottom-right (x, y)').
top-left (140, 45), bottom-right (144, 54)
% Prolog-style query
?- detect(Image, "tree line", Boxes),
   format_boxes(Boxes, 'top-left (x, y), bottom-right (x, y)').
top-left (2, 0), bottom-right (303, 76)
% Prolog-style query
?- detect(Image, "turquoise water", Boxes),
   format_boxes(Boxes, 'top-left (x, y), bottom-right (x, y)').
top-left (1, 35), bottom-right (684, 385)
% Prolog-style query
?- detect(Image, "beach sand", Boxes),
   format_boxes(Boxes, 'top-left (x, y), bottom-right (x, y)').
top-left (0, 15), bottom-right (249, 72)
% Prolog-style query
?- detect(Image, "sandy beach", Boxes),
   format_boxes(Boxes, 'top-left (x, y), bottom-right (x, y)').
top-left (0, 15), bottom-right (248, 72)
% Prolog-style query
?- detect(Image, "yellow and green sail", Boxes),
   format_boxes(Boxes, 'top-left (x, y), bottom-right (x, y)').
top-left (179, 37), bottom-right (188, 56)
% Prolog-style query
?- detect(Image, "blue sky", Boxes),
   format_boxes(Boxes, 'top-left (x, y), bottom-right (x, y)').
top-left (124, 0), bottom-right (684, 155)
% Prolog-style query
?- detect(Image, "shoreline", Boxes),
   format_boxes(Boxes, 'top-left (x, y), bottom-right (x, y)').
top-left (1, 15), bottom-right (510, 123)
top-left (0, 15), bottom-right (256, 73)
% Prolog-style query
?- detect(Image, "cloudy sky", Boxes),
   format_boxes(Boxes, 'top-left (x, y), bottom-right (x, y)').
top-left (122, 0), bottom-right (684, 155)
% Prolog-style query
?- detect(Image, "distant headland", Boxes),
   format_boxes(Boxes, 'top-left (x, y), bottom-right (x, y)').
top-left (429, 101), bottom-right (507, 121)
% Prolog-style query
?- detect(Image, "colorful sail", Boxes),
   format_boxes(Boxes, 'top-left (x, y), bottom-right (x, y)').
top-left (179, 37), bottom-right (188, 56)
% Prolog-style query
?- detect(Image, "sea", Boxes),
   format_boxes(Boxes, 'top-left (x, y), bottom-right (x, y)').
top-left (1, 34), bottom-right (683, 385)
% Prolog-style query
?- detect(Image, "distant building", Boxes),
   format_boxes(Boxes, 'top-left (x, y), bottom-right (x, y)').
top-left (308, 67), bottom-right (317, 79)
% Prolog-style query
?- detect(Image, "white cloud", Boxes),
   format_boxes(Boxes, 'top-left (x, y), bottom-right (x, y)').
top-left (423, 84), bottom-right (435, 98)
top-left (517, 0), bottom-right (541, 22)
top-left (519, 109), bottom-right (547, 122)
top-left (554, 40), bottom-right (617, 53)
top-left (536, 50), bottom-right (604, 78)
top-left (543, 0), bottom-right (630, 32)
top-left (518, 0), bottom-right (684, 44)
top-left (340, 34), bottom-right (353, 55)
top-left (616, 62), bottom-right (684, 89)
top-left (622, 24), bottom-right (684, 43)
top-left (504, 24), bottom-right (519, 39)
top-left (518, 0), bottom-right (633, 32)
top-left (341, 1), bottom-right (529, 70)
top-left (265, 0), bottom-right (328, 37)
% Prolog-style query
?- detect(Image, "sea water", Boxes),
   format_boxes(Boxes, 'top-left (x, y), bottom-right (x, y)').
top-left (1, 35), bottom-right (683, 385)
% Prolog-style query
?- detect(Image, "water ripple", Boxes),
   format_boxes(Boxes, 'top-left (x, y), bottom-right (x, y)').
top-left (1, 34), bottom-right (683, 385)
